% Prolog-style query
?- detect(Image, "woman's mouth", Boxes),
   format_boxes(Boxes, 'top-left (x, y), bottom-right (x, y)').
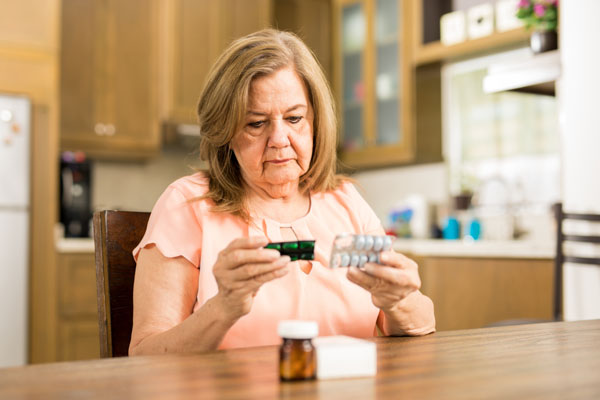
top-left (267, 159), bottom-right (292, 165)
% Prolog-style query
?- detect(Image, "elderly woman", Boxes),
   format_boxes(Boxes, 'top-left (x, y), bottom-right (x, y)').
top-left (129, 29), bottom-right (434, 355)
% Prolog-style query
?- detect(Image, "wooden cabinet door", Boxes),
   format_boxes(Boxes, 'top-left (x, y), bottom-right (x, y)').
top-left (60, 0), bottom-right (102, 148)
top-left (333, 0), bottom-right (415, 168)
top-left (0, 0), bottom-right (60, 50)
top-left (57, 252), bottom-right (100, 361)
top-left (58, 320), bottom-right (100, 361)
top-left (60, 0), bottom-right (160, 159)
top-left (417, 256), bottom-right (554, 331)
top-left (167, 0), bottom-right (221, 124)
top-left (218, 0), bottom-right (272, 47)
top-left (274, 0), bottom-right (332, 80)
top-left (106, 0), bottom-right (160, 156)
top-left (166, 0), bottom-right (272, 125)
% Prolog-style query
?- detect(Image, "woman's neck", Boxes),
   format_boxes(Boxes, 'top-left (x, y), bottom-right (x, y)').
top-left (244, 182), bottom-right (310, 223)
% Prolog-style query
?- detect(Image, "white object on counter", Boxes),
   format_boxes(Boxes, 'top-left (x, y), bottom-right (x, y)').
top-left (314, 336), bottom-right (376, 380)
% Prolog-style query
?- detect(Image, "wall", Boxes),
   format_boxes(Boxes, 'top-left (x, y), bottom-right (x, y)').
top-left (560, 0), bottom-right (600, 320)
top-left (93, 151), bottom-right (446, 231)
top-left (92, 147), bottom-right (204, 212)
top-left (352, 163), bottom-right (447, 228)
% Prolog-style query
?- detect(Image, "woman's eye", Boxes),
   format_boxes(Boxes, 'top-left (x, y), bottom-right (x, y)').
top-left (248, 120), bottom-right (265, 129)
top-left (287, 116), bottom-right (303, 124)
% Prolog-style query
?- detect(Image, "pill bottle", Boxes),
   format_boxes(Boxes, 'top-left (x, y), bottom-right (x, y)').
top-left (278, 320), bottom-right (318, 381)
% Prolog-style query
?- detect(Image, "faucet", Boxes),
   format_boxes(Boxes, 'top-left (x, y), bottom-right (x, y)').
top-left (471, 175), bottom-right (527, 240)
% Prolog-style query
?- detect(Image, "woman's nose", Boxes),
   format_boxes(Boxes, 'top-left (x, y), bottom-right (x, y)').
top-left (267, 119), bottom-right (290, 147)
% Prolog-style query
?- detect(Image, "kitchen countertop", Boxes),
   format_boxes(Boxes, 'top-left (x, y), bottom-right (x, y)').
top-left (393, 238), bottom-right (555, 259)
top-left (55, 237), bottom-right (95, 253)
top-left (55, 237), bottom-right (555, 259)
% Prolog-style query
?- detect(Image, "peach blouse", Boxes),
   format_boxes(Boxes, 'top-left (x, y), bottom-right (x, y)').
top-left (133, 172), bottom-right (384, 349)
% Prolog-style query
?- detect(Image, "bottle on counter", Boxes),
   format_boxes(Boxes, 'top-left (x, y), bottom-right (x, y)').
top-left (442, 216), bottom-right (461, 240)
top-left (278, 320), bottom-right (318, 381)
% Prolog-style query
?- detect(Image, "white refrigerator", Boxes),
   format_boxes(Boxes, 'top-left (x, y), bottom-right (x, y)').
top-left (0, 94), bottom-right (31, 367)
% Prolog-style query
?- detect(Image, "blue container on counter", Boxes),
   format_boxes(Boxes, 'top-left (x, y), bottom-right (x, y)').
top-left (466, 218), bottom-right (482, 240)
top-left (442, 217), bottom-right (460, 240)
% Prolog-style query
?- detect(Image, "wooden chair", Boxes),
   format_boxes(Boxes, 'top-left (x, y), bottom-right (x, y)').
top-left (553, 202), bottom-right (600, 321)
top-left (93, 210), bottom-right (150, 358)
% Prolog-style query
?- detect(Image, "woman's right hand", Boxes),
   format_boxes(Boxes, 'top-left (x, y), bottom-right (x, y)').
top-left (212, 236), bottom-right (290, 320)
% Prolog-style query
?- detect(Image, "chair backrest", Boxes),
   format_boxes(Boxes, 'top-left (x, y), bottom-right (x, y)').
top-left (93, 210), bottom-right (150, 358)
top-left (553, 202), bottom-right (600, 321)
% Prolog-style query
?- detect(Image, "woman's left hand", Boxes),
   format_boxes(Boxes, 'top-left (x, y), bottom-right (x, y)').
top-left (346, 251), bottom-right (421, 312)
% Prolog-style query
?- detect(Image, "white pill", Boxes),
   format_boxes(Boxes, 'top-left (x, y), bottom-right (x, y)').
top-left (373, 236), bottom-right (384, 251)
top-left (340, 253), bottom-right (351, 268)
top-left (364, 235), bottom-right (374, 251)
top-left (354, 235), bottom-right (366, 250)
top-left (358, 254), bottom-right (368, 268)
top-left (368, 252), bottom-right (378, 263)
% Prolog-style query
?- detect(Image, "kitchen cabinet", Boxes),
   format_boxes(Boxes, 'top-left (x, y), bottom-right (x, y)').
top-left (60, 0), bottom-right (161, 159)
top-left (273, 0), bottom-right (332, 81)
top-left (164, 0), bottom-right (272, 125)
top-left (0, 1), bottom-right (59, 51)
top-left (56, 251), bottom-right (99, 361)
top-left (412, 255), bottom-right (554, 331)
top-left (333, 0), bottom-right (416, 168)
top-left (165, 0), bottom-right (330, 126)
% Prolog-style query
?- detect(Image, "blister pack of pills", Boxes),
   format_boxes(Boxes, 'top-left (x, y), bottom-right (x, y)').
top-left (328, 234), bottom-right (393, 269)
top-left (265, 240), bottom-right (315, 261)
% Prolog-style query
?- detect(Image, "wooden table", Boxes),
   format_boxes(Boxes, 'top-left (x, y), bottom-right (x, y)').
top-left (2, 320), bottom-right (599, 399)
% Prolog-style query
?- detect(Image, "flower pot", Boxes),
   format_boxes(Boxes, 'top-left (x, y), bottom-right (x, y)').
top-left (530, 30), bottom-right (558, 54)
top-left (453, 193), bottom-right (473, 211)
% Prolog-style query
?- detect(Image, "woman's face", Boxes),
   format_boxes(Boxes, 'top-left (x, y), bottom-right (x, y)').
top-left (230, 66), bottom-right (314, 197)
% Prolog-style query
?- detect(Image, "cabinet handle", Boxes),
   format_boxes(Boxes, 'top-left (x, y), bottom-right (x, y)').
top-left (94, 123), bottom-right (106, 136)
top-left (105, 124), bottom-right (116, 136)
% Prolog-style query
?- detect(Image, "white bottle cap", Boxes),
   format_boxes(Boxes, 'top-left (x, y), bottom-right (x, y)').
top-left (278, 320), bottom-right (319, 339)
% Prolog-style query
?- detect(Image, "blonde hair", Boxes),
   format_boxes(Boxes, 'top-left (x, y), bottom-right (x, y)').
top-left (197, 29), bottom-right (344, 220)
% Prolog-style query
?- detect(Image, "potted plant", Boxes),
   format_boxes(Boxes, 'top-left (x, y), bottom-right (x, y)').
top-left (516, 0), bottom-right (559, 53)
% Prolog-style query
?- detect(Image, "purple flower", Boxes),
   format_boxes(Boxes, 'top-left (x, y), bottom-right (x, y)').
top-left (534, 3), bottom-right (546, 17)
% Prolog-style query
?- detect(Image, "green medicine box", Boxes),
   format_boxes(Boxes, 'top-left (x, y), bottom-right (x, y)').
top-left (265, 240), bottom-right (315, 261)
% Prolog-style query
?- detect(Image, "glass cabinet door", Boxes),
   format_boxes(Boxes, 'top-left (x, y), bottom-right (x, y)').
top-left (341, 1), bottom-right (366, 150)
top-left (334, 0), bottom-right (413, 167)
top-left (375, 0), bottom-right (400, 146)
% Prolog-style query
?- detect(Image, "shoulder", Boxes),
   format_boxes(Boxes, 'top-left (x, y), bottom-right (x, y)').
top-left (166, 171), bottom-right (210, 199)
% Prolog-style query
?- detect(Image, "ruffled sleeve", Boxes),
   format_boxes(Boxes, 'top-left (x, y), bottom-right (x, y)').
top-left (132, 180), bottom-right (205, 267)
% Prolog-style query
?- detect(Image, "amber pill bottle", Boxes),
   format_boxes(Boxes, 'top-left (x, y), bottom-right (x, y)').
top-left (278, 320), bottom-right (319, 381)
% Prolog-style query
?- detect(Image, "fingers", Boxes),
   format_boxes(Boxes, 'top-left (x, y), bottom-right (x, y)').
top-left (246, 261), bottom-right (291, 287)
top-left (218, 237), bottom-right (281, 270)
top-left (347, 264), bottom-right (420, 299)
top-left (227, 256), bottom-right (291, 282)
top-left (347, 266), bottom-right (390, 292)
top-left (378, 251), bottom-right (418, 271)
top-left (361, 262), bottom-right (415, 287)
top-left (220, 248), bottom-right (282, 269)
